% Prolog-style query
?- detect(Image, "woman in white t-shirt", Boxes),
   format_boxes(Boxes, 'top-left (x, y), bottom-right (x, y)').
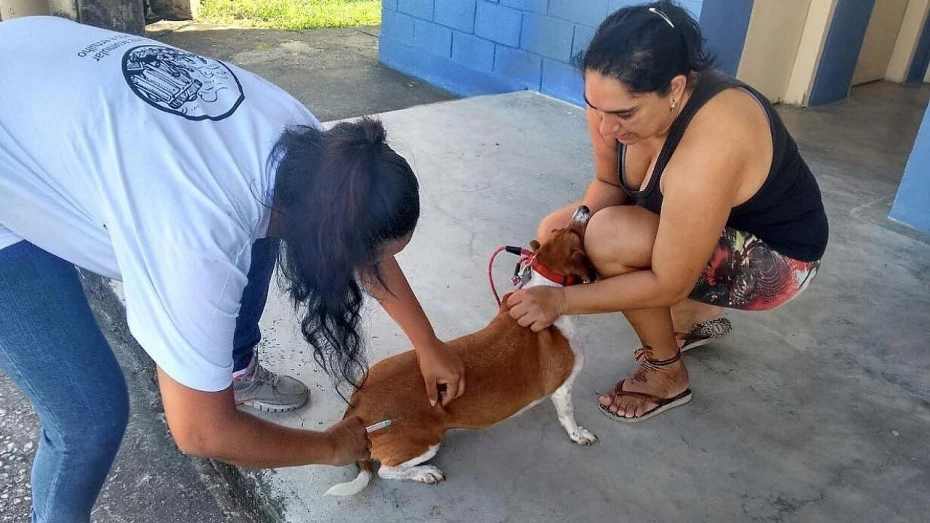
top-left (0, 17), bottom-right (464, 522)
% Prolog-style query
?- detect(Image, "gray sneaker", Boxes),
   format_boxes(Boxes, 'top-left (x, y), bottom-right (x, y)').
top-left (233, 363), bottom-right (309, 413)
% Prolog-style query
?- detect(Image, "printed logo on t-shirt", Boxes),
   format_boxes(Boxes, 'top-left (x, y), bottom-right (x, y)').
top-left (121, 45), bottom-right (245, 121)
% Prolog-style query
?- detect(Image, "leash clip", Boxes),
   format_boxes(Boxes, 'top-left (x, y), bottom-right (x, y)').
top-left (489, 245), bottom-right (533, 306)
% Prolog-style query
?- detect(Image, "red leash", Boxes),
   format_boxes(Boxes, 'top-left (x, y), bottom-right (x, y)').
top-left (488, 245), bottom-right (532, 306)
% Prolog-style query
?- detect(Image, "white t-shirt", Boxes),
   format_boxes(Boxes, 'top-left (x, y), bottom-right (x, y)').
top-left (0, 17), bottom-right (321, 391)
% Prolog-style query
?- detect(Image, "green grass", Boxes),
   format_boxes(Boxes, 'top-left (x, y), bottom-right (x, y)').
top-left (197, 0), bottom-right (382, 30)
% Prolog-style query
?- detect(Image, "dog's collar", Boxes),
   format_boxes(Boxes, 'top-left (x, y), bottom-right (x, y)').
top-left (530, 257), bottom-right (581, 286)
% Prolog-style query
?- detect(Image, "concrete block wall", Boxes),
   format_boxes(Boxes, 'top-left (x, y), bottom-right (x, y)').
top-left (808, 0), bottom-right (876, 106)
top-left (380, 0), bottom-right (704, 106)
top-left (890, 100), bottom-right (930, 233)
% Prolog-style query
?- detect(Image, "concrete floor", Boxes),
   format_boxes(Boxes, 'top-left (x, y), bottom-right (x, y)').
top-left (240, 85), bottom-right (930, 522)
top-left (146, 22), bottom-right (455, 122)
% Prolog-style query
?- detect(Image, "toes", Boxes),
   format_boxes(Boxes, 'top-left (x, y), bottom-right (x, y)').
top-left (601, 392), bottom-right (657, 419)
top-left (618, 400), bottom-right (632, 417)
top-left (610, 397), bottom-right (624, 414)
top-left (417, 466), bottom-right (445, 485)
top-left (570, 429), bottom-right (597, 445)
top-left (577, 428), bottom-right (598, 445)
top-left (609, 397), bottom-right (654, 419)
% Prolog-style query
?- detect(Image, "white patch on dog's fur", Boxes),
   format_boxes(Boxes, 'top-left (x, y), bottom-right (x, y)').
top-left (325, 467), bottom-right (373, 496)
top-left (508, 397), bottom-right (547, 419)
top-left (524, 270), bottom-right (563, 290)
top-left (522, 271), bottom-right (598, 445)
top-left (378, 464), bottom-right (445, 484)
top-left (551, 316), bottom-right (598, 445)
top-left (552, 381), bottom-right (598, 445)
top-left (377, 444), bottom-right (444, 484)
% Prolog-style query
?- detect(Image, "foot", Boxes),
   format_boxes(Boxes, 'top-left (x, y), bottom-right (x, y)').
top-left (233, 362), bottom-right (309, 413)
top-left (551, 388), bottom-right (599, 445)
top-left (569, 427), bottom-right (599, 445)
top-left (379, 464), bottom-right (445, 484)
top-left (599, 348), bottom-right (690, 419)
top-left (678, 317), bottom-right (732, 352)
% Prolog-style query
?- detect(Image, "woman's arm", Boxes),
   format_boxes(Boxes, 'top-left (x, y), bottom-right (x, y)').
top-left (511, 108), bottom-right (751, 329)
top-left (157, 369), bottom-right (370, 467)
top-left (565, 116), bottom-right (747, 314)
top-left (367, 255), bottom-right (465, 407)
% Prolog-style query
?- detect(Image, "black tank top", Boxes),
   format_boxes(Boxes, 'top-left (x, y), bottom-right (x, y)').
top-left (618, 70), bottom-right (828, 262)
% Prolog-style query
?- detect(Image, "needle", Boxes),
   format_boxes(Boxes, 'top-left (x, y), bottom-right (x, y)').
top-left (365, 419), bottom-right (392, 433)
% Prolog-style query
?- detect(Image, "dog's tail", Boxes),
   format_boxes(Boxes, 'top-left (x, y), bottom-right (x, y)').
top-left (324, 460), bottom-right (374, 496)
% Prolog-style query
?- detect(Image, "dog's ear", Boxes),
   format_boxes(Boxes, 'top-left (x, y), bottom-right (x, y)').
top-left (569, 248), bottom-right (598, 283)
top-left (529, 240), bottom-right (541, 252)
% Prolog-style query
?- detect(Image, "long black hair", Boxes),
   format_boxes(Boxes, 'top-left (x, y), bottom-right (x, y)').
top-left (271, 117), bottom-right (419, 396)
top-left (577, 1), bottom-right (714, 94)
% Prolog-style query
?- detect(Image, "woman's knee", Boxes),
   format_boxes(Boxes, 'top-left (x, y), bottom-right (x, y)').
top-left (44, 374), bottom-right (130, 452)
top-left (584, 206), bottom-right (659, 275)
top-left (85, 377), bottom-right (130, 448)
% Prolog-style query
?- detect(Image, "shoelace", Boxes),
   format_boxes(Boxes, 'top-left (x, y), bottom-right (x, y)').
top-left (243, 364), bottom-right (280, 387)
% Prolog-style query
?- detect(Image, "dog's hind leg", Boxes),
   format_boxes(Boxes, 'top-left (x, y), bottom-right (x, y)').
top-left (550, 318), bottom-right (597, 445)
top-left (377, 442), bottom-right (445, 485)
top-left (551, 373), bottom-right (598, 445)
top-left (552, 384), bottom-right (598, 445)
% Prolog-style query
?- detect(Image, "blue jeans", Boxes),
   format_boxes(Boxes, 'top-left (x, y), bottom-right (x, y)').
top-left (0, 237), bottom-right (279, 522)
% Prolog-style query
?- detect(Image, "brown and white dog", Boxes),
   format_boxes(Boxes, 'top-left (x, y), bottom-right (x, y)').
top-left (326, 206), bottom-right (598, 496)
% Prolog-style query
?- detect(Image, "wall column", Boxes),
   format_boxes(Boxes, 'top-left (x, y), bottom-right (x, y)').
top-left (890, 101), bottom-right (930, 233)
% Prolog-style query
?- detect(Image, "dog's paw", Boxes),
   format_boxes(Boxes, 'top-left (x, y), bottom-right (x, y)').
top-left (409, 465), bottom-right (445, 485)
top-left (569, 427), bottom-right (598, 446)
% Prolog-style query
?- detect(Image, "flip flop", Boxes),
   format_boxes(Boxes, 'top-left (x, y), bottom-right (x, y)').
top-left (598, 379), bottom-right (692, 423)
top-left (677, 317), bottom-right (732, 353)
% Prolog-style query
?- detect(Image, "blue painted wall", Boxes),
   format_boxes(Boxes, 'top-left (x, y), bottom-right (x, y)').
top-left (906, 12), bottom-right (930, 83)
top-left (890, 101), bottom-right (930, 233)
top-left (380, 0), bottom-right (706, 106)
top-left (809, 0), bottom-right (876, 106)
top-left (698, 0), bottom-right (754, 76)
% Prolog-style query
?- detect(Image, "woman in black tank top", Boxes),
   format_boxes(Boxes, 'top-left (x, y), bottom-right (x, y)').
top-left (506, 1), bottom-right (828, 423)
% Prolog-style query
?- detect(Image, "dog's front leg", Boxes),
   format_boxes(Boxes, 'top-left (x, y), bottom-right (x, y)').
top-left (551, 383), bottom-right (598, 445)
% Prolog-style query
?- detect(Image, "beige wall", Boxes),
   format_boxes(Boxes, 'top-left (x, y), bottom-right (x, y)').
top-left (737, 0), bottom-right (812, 102)
top-left (48, 0), bottom-right (76, 17)
top-left (887, 0), bottom-right (930, 81)
top-left (784, 0), bottom-right (839, 105)
top-left (852, 0), bottom-right (909, 85)
top-left (0, 0), bottom-right (49, 20)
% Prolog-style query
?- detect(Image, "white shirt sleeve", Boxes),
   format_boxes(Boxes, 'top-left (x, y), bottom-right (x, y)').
top-left (0, 225), bottom-right (23, 252)
top-left (115, 233), bottom-right (252, 392)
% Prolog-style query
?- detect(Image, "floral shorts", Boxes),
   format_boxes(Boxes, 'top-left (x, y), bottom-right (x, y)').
top-left (689, 228), bottom-right (820, 311)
